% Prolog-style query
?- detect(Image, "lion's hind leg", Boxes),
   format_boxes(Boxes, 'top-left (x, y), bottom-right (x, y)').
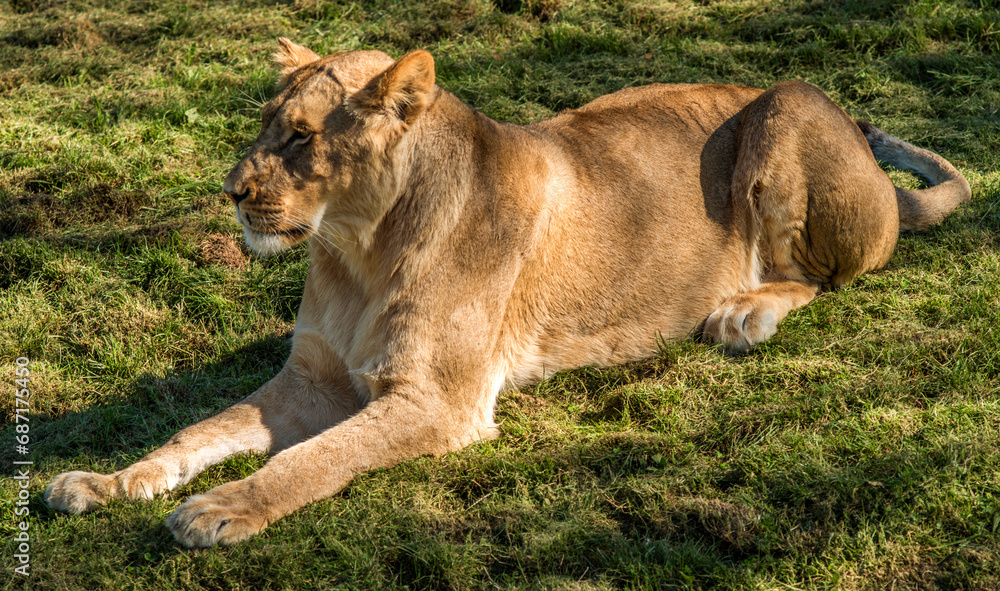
top-left (703, 81), bottom-right (903, 354)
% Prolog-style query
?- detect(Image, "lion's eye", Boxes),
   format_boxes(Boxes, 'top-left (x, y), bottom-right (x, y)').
top-left (288, 130), bottom-right (312, 148)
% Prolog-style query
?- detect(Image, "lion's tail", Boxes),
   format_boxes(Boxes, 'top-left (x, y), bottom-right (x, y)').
top-left (856, 121), bottom-right (971, 231)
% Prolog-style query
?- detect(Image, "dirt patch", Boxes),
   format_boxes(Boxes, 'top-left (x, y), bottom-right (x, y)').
top-left (4, 18), bottom-right (104, 49)
top-left (650, 496), bottom-right (761, 551)
top-left (0, 193), bottom-right (60, 238)
top-left (8, 0), bottom-right (60, 15)
top-left (82, 183), bottom-right (149, 219)
top-left (1, 174), bottom-right (153, 238)
top-left (199, 233), bottom-right (246, 270)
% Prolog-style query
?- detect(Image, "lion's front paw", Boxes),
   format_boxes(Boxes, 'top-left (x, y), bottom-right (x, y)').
top-left (45, 471), bottom-right (115, 514)
top-left (45, 463), bottom-right (175, 514)
top-left (166, 482), bottom-right (269, 548)
top-left (703, 294), bottom-right (779, 354)
top-left (116, 462), bottom-right (174, 500)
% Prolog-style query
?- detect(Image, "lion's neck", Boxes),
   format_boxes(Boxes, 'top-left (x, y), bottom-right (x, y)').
top-left (323, 90), bottom-right (488, 293)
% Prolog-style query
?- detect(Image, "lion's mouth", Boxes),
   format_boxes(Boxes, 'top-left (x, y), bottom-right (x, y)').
top-left (241, 211), bottom-right (311, 237)
top-left (277, 224), bottom-right (311, 237)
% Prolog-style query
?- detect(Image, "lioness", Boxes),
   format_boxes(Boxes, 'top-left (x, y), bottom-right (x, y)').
top-left (45, 39), bottom-right (970, 547)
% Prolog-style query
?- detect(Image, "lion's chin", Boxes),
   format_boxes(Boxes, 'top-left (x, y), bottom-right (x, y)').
top-left (242, 227), bottom-right (304, 256)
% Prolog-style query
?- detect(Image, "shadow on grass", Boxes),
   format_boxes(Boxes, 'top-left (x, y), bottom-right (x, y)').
top-left (2, 332), bottom-right (290, 474)
top-left (5, 327), bottom-right (997, 588)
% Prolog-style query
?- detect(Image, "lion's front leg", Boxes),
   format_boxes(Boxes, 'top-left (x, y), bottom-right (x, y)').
top-left (166, 385), bottom-right (482, 547)
top-left (45, 397), bottom-right (282, 514)
top-left (45, 344), bottom-right (361, 514)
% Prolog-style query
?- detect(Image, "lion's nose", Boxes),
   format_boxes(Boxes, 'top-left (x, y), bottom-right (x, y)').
top-left (224, 188), bottom-right (251, 205)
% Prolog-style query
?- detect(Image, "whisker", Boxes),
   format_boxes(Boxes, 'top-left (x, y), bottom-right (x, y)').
top-left (235, 88), bottom-right (267, 110)
top-left (281, 205), bottom-right (350, 258)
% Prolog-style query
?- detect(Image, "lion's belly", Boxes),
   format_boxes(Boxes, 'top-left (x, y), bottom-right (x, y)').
top-left (507, 226), bottom-right (751, 386)
top-left (506, 85), bottom-right (761, 384)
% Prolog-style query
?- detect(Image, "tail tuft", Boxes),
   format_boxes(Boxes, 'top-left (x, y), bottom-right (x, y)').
top-left (856, 120), bottom-right (971, 231)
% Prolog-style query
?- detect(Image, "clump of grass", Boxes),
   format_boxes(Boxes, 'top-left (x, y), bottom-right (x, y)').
top-left (2, 0), bottom-right (999, 589)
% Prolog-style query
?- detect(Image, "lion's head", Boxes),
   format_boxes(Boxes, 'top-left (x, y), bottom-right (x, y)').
top-left (222, 39), bottom-right (436, 255)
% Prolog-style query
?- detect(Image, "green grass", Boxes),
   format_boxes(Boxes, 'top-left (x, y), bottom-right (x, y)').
top-left (2, 0), bottom-right (999, 588)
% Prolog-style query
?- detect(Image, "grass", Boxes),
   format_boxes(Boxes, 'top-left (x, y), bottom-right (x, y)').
top-left (1, 0), bottom-right (999, 588)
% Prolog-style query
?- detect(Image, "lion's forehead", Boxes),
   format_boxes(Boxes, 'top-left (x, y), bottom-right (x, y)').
top-left (293, 50), bottom-right (396, 95)
top-left (262, 76), bottom-right (337, 131)
top-left (323, 50), bottom-right (396, 91)
top-left (284, 83), bottom-right (341, 127)
top-left (262, 50), bottom-right (396, 128)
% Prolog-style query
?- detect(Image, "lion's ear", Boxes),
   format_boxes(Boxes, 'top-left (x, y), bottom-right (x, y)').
top-left (355, 50), bottom-right (435, 125)
top-left (273, 38), bottom-right (321, 86)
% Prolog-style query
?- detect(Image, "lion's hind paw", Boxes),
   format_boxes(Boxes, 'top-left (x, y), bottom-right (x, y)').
top-left (703, 294), bottom-right (780, 354)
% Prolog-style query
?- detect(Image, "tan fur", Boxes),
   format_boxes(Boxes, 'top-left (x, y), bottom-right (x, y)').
top-left (45, 43), bottom-right (971, 547)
